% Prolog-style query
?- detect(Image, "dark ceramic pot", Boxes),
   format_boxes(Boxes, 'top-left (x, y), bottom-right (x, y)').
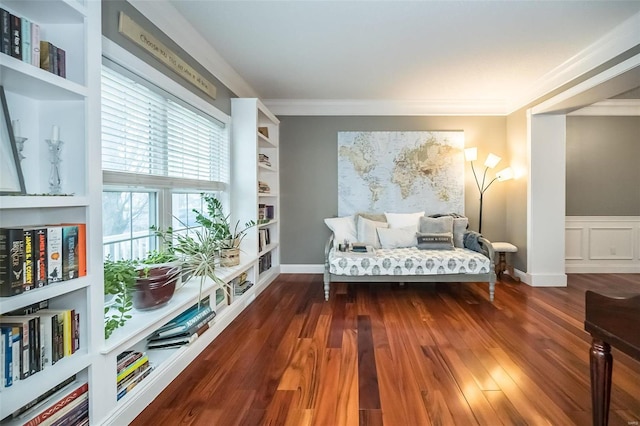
top-left (133, 264), bottom-right (181, 310)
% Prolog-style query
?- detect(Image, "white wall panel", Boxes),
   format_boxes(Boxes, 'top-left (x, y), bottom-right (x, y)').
top-left (566, 217), bottom-right (640, 272)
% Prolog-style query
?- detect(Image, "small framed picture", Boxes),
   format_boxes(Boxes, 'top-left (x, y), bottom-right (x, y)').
top-left (0, 86), bottom-right (26, 195)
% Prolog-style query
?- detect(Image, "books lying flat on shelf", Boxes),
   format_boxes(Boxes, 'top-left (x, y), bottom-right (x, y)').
top-left (258, 181), bottom-right (270, 194)
top-left (147, 297), bottom-right (215, 342)
top-left (10, 379), bottom-right (88, 426)
top-left (234, 280), bottom-right (253, 296)
top-left (258, 153), bottom-right (271, 167)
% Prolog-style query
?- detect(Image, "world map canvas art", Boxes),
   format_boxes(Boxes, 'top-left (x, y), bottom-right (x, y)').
top-left (338, 131), bottom-right (465, 216)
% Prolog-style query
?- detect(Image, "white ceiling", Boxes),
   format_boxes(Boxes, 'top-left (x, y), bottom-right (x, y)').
top-left (167, 1), bottom-right (640, 114)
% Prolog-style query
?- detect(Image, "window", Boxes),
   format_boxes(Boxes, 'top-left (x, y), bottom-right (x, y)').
top-left (101, 58), bottom-right (230, 261)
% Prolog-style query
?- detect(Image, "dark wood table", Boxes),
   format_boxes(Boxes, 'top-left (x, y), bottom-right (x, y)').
top-left (584, 290), bottom-right (640, 426)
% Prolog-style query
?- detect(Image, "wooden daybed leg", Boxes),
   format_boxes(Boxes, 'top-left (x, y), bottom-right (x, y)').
top-left (324, 279), bottom-right (330, 301)
top-left (489, 280), bottom-right (495, 302)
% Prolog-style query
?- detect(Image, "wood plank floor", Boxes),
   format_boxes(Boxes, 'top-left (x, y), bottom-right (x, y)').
top-left (131, 274), bottom-right (640, 426)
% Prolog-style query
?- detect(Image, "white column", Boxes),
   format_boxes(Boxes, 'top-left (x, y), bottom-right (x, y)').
top-left (526, 111), bottom-right (567, 286)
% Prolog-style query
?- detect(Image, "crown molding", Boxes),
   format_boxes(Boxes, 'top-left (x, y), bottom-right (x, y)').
top-left (263, 99), bottom-right (508, 116)
top-left (128, 0), bottom-right (258, 99)
top-left (508, 11), bottom-right (640, 114)
top-left (568, 99), bottom-right (640, 116)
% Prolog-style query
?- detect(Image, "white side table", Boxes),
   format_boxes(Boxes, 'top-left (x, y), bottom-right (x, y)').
top-left (492, 242), bottom-right (519, 281)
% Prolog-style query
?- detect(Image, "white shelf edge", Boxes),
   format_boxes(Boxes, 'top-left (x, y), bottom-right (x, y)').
top-left (0, 350), bottom-right (91, 420)
top-left (100, 258), bottom-right (258, 355)
top-left (258, 163), bottom-right (277, 172)
top-left (258, 192), bottom-right (278, 198)
top-left (257, 131), bottom-right (277, 148)
top-left (0, 55), bottom-right (88, 99)
top-left (257, 219), bottom-right (278, 228)
top-left (0, 195), bottom-right (90, 210)
top-left (258, 242), bottom-right (279, 258)
top-left (0, 277), bottom-right (91, 315)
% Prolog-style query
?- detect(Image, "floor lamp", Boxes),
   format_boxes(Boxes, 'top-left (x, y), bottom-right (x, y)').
top-left (464, 147), bottom-right (513, 234)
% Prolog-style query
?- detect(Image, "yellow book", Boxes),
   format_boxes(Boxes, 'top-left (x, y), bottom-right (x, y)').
top-left (63, 310), bottom-right (72, 357)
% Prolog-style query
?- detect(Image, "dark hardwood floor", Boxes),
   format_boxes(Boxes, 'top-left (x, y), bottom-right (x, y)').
top-left (131, 273), bottom-right (640, 425)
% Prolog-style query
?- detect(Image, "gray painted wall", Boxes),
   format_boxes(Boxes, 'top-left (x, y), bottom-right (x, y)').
top-left (566, 116), bottom-right (640, 216)
top-left (102, 1), bottom-right (236, 115)
top-left (280, 116), bottom-right (508, 265)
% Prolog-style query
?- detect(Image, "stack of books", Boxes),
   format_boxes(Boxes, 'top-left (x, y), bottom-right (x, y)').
top-left (258, 181), bottom-right (270, 194)
top-left (350, 243), bottom-right (368, 253)
top-left (146, 298), bottom-right (216, 350)
top-left (233, 278), bottom-right (253, 296)
top-left (116, 351), bottom-right (152, 401)
top-left (3, 375), bottom-right (88, 425)
top-left (258, 153), bottom-right (271, 167)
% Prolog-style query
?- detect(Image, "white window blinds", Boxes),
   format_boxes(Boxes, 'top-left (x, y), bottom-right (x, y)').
top-left (101, 65), bottom-right (229, 185)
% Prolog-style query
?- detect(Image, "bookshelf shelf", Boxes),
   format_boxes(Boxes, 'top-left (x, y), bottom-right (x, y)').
top-left (0, 277), bottom-right (90, 315)
top-left (0, 56), bottom-right (87, 100)
top-left (0, 350), bottom-right (91, 420)
top-left (257, 131), bottom-right (277, 148)
top-left (258, 242), bottom-right (279, 258)
top-left (1, 0), bottom-right (86, 23)
top-left (100, 258), bottom-right (257, 355)
top-left (0, 195), bottom-right (90, 210)
top-left (258, 219), bottom-right (278, 228)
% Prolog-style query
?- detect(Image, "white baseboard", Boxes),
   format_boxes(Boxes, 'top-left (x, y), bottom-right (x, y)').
top-left (566, 264), bottom-right (640, 273)
top-left (526, 273), bottom-right (568, 287)
top-left (280, 264), bottom-right (324, 273)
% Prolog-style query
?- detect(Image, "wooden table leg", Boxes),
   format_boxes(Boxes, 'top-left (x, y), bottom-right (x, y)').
top-left (590, 338), bottom-right (612, 426)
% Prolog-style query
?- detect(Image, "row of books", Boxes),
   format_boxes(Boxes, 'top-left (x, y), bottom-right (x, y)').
top-left (258, 204), bottom-right (275, 223)
top-left (0, 9), bottom-right (66, 78)
top-left (0, 302), bottom-right (80, 388)
top-left (259, 252), bottom-right (272, 274)
top-left (0, 375), bottom-right (88, 425)
top-left (258, 228), bottom-right (271, 253)
top-left (145, 297), bottom-right (216, 350)
top-left (116, 351), bottom-right (153, 401)
top-left (0, 225), bottom-right (86, 298)
top-left (234, 280), bottom-right (253, 297)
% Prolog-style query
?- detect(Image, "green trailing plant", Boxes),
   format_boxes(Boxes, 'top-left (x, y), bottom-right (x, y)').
top-left (103, 257), bottom-right (137, 339)
top-left (193, 193), bottom-right (256, 249)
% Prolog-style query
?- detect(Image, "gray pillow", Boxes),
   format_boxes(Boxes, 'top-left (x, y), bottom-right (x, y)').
top-left (452, 217), bottom-right (469, 248)
top-left (416, 232), bottom-right (455, 250)
top-left (419, 216), bottom-right (453, 234)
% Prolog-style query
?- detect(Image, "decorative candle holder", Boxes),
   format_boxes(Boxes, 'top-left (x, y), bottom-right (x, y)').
top-left (46, 139), bottom-right (63, 194)
top-left (14, 136), bottom-right (27, 161)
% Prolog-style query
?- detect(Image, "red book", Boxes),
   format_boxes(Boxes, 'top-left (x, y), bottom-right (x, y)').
top-left (21, 381), bottom-right (88, 426)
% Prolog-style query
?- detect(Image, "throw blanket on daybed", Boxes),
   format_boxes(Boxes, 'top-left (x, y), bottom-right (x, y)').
top-left (323, 212), bottom-right (496, 301)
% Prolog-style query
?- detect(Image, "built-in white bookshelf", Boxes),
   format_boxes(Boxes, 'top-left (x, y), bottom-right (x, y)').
top-left (231, 98), bottom-right (281, 288)
top-left (0, 1), bottom-right (102, 424)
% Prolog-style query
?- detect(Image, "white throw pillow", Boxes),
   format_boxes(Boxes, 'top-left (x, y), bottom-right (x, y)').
top-left (384, 211), bottom-right (425, 230)
top-left (324, 215), bottom-right (357, 244)
top-left (377, 226), bottom-right (417, 249)
top-left (357, 216), bottom-right (388, 249)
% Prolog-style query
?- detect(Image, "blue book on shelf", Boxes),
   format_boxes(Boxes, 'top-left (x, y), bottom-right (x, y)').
top-left (150, 300), bottom-right (212, 339)
top-left (1, 327), bottom-right (13, 387)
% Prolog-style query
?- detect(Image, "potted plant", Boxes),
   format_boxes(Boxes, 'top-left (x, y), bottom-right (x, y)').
top-left (193, 193), bottom-right (256, 266)
top-left (134, 250), bottom-right (182, 311)
top-left (104, 257), bottom-right (137, 339)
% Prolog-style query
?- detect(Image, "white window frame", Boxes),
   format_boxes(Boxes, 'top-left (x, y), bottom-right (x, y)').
top-left (101, 37), bottom-right (231, 258)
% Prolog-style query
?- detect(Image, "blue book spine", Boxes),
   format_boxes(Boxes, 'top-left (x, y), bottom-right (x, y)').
top-left (20, 17), bottom-right (30, 64)
top-left (1, 327), bottom-right (13, 387)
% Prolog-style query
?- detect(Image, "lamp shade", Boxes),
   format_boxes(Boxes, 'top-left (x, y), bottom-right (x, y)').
top-left (496, 167), bottom-right (514, 181)
top-left (484, 153), bottom-right (501, 169)
top-left (464, 147), bottom-right (477, 161)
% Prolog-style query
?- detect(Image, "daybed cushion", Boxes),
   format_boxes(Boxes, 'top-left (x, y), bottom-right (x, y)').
top-left (328, 246), bottom-right (491, 276)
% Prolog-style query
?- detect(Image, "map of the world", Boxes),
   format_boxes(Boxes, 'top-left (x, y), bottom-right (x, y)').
top-left (338, 131), bottom-right (464, 216)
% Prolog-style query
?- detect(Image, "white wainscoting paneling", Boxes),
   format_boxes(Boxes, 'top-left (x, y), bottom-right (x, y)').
top-left (566, 216), bottom-right (640, 273)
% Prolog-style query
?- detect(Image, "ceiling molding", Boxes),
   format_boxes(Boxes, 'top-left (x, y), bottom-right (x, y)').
top-left (568, 99), bottom-right (640, 116)
top-left (263, 99), bottom-right (508, 116)
top-left (531, 53), bottom-right (640, 115)
top-left (508, 11), bottom-right (640, 114)
top-left (128, 0), bottom-right (258, 99)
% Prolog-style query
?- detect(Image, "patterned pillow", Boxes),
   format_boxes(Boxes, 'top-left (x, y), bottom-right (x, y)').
top-left (416, 232), bottom-right (455, 250)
